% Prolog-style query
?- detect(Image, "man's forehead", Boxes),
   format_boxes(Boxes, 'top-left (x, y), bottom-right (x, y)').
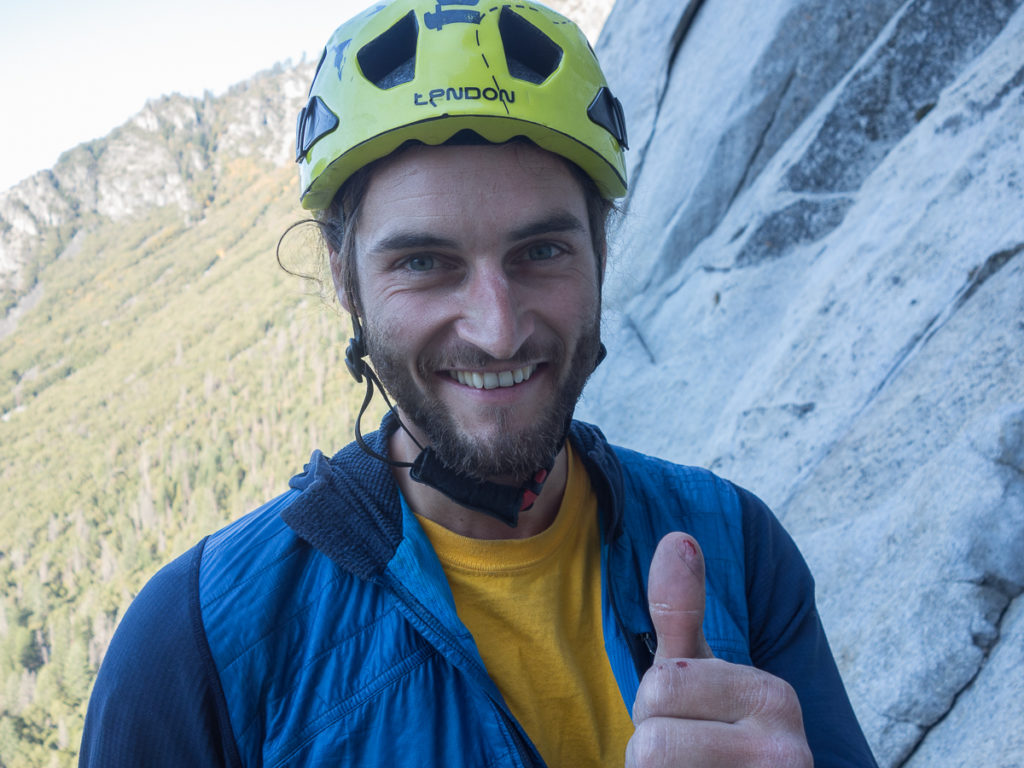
top-left (358, 143), bottom-right (590, 235)
top-left (367, 141), bottom-right (584, 198)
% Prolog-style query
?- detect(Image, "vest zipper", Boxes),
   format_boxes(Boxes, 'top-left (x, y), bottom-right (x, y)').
top-left (380, 573), bottom-right (544, 767)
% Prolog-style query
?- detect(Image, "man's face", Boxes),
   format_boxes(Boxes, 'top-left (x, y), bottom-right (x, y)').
top-left (348, 143), bottom-right (603, 483)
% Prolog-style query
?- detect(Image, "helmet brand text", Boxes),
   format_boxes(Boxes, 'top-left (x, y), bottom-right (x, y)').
top-left (424, 2), bottom-right (483, 30)
top-left (415, 86), bottom-right (516, 107)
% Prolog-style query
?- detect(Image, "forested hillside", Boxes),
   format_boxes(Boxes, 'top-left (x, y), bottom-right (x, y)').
top-left (0, 89), bottom-right (377, 768)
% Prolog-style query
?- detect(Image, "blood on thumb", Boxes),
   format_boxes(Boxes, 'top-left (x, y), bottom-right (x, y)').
top-left (647, 532), bottom-right (712, 661)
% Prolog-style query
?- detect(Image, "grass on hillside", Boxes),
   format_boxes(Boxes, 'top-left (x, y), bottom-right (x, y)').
top-left (0, 158), bottom-right (381, 766)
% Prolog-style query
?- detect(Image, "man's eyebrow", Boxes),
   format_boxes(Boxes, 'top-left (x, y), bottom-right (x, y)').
top-left (368, 232), bottom-right (460, 253)
top-left (508, 212), bottom-right (587, 242)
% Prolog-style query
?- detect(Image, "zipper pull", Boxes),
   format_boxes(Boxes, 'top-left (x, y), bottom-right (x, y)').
top-left (640, 631), bottom-right (656, 658)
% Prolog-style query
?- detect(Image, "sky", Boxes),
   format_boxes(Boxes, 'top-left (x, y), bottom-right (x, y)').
top-left (0, 0), bottom-right (372, 192)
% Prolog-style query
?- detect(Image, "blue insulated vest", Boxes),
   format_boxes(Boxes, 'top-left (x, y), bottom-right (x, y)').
top-left (196, 419), bottom-right (751, 767)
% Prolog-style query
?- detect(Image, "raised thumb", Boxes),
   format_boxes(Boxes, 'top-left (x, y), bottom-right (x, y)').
top-left (648, 532), bottom-right (712, 661)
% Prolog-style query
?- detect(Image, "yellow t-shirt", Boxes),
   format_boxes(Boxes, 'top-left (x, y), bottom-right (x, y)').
top-left (414, 445), bottom-right (635, 766)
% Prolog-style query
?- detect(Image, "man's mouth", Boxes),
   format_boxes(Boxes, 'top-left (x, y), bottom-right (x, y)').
top-left (447, 364), bottom-right (537, 390)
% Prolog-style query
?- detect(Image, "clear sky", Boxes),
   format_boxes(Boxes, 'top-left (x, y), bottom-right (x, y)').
top-left (0, 0), bottom-right (371, 192)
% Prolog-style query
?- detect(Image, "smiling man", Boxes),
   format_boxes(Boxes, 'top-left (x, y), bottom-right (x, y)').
top-left (353, 143), bottom-right (604, 534)
top-left (80, 2), bottom-right (878, 766)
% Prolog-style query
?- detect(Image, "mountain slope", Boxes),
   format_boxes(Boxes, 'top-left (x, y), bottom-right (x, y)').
top-left (0, 65), bottom-right (377, 765)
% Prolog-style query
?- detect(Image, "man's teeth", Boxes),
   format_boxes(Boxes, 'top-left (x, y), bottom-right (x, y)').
top-left (449, 365), bottom-right (536, 390)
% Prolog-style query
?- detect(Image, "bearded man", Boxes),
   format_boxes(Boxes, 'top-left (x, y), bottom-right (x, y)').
top-left (81, 2), bottom-right (878, 766)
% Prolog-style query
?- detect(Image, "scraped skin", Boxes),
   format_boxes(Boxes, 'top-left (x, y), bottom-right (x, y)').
top-left (627, 533), bottom-right (813, 767)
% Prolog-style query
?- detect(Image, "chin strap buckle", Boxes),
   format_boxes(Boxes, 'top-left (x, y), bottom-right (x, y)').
top-left (519, 468), bottom-right (549, 512)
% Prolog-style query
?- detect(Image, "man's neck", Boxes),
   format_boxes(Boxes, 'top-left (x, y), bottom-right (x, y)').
top-left (388, 426), bottom-right (568, 540)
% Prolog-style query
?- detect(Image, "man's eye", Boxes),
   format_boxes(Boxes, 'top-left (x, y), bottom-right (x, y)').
top-left (406, 254), bottom-right (435, 271)
top-left (526, 243), bottom-right (560, 261)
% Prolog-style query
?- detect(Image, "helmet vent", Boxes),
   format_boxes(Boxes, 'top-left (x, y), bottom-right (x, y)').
top-left (358, 10), bottom-right (418, 89)
top-left (499, 7), bottom-right (562, 84)
top-left (587, 87), bottom-right (629, 149)
top-left (295, 95), bottom-right (340, 162)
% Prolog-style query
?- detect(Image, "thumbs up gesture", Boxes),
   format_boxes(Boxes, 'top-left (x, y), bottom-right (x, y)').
top-left (625, 533), bottom-right (812, 767)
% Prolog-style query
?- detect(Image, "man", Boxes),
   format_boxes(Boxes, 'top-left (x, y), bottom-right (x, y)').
top-left (81, 2), bottom-right (877, 766)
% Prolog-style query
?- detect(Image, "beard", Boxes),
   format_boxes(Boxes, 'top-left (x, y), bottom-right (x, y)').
top-left (363, 315), bottom-right (602, 484)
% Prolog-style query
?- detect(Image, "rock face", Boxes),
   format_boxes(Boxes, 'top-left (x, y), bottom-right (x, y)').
top-left (0, 63), bottom-right (312, 309)
top-left (582, 0), bottom-right (1024, 765)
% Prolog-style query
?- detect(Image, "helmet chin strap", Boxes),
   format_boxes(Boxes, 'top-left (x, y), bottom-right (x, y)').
top-left (345, 315), bottom-right (603, 527)
top-left (408, 444), bottom-right (556, 528)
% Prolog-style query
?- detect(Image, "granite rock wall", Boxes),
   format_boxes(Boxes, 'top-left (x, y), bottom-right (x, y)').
top-left (581, 1), bottom-right (1024, 764)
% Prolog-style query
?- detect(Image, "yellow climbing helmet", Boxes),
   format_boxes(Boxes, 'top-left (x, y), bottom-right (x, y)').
top-left (295, 0), bottom-right (628, 209)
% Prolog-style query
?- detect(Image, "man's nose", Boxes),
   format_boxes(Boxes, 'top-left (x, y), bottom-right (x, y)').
top-left (455, 265), bottom-right (533, 360)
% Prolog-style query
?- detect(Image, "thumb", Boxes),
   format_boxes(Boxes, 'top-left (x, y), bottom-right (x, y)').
top-left (648, 532), bottom-right (713, 661)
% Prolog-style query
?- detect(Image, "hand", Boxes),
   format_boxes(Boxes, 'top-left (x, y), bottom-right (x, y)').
top-left (625, 533), bottom-right (812, 767)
